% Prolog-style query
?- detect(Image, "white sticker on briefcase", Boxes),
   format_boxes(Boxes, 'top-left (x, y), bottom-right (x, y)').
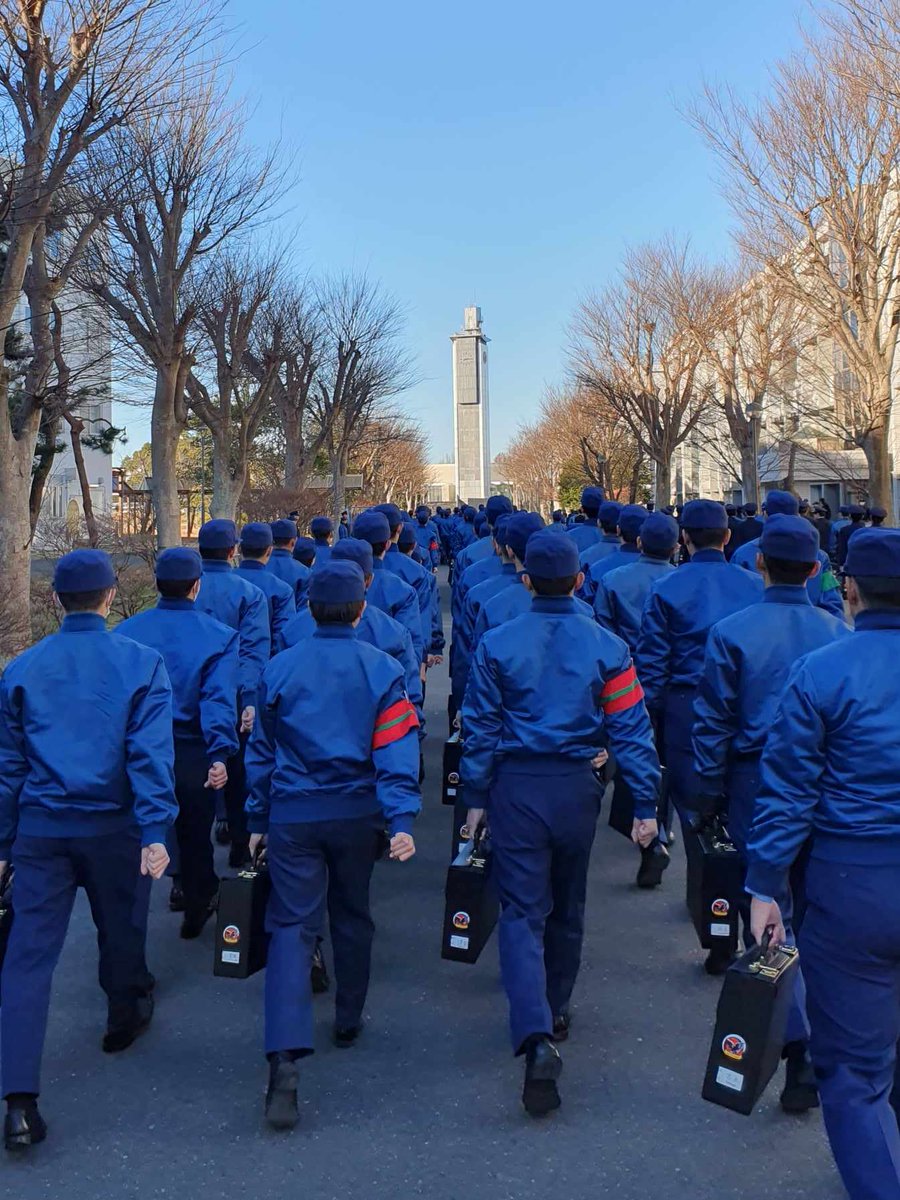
top-left (710, 923), bottom-right (731, 937)
top-left (223, 925), bottom-right (240, 945)
top-left (449, 935), bottom-right (469, 949)
top-left (452, 912), bottom-right (470, 930)
top-left (221, 951), bottom-right (240, 964)
top-left (722, 1034), bottom-right (747, 1061)
top-left (716, 1066), bottom-right (744, 1092)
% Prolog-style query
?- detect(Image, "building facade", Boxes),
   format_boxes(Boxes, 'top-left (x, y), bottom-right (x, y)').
top-left (451, 306), bottom-right (491, 504)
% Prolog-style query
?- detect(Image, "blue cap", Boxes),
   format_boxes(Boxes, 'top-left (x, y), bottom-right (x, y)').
top-left (308, 561), bottom-right (366, 605)
top-left (617, 504), bottom-right (647, 539)
top-left (839, 505), bottom-right (850, 515)
top-left (398, 522), bottom-right (418, 549)
top-left (331, 537), bottom-right (374, 576)
top-left (485, 494), bottom-right (514, 524)
top-left (155, 547), bottom-right (202, 582)
top-left (848, 503), bottom-right (866, 517)
top-left (462, 505), bottom-right (477, 521)
top-left (760, 514), bottom-right (820, 563)
top-left (373, 503), bottom-right (404, 531)
top-left (762, 490), bottom-right (799, 516)
top-left (474, 511), bottom-right (489, 530)
top-left (507, 512), bottom-right (545, 561)
top-left (598, 500), bottom-right (623, 527)
top-left (310, 516), bottom-right (333, 538)
top-left (581, 485), bottom-right (604, 513)
top-left (293, 536), bottom-right (316, 563)
top-left (725, 503), bottom-right (736, 516)
top-left (240, 522), bottom-right (273, 552)
top-left (639, 513), bottom-right (679, 554)
top-left (524, 529), bottom-right (580, 579)
top-left (492, 513), bottom-right (512, 547)
top-left (198, 518), bottom-right (237, 550)
top-left (271, 519), bottom-right (298, 541)
top-left (682, 500), bottom-right (729, 531)
top-left (352, 510), bottom-right (391, 544)
top-left (870, 507), bottom-right (887, 520)
top-left (743, 503), bottom-right (758, 516)
top-left (845, 528), bottom-right (900, 578)
top-left (415, 505), bottom-right (431, 522)
top-left (53, 548), bottom-right (116, 594)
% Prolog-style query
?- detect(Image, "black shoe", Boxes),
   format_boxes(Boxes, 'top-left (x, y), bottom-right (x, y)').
top-left (229, 843), bottom-right (251, 869)
top-left (265, 1056), bottom-right (299, 1130)
top-left (780, 1042), bottom-right (820, 1114)
top-left (214, 819), bottom-right (231, 846)
top-left (333, 1023), bottom-right (363, 1049)
top-left (102, 994), bottom-right (154, 1054)
top-left (550, 1013), bottom-right (570, 1043)
top-left (168, 883), bottom-right (185, 913)
top-left (4, 1104), bottom-right (46, 1153)
top-left (703, 949), bottom-right (737, 977)
top-left (180, 898), bottom-right (217, 940)
top-left (636, 841), bottom-right (670, 889)
top-left (311, 945), bottom-right (330, 995)
top-left (522, 1038), bottom-right (562, 1117)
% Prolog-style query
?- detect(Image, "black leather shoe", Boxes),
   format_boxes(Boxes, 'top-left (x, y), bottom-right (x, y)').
top-left (310, 945), bottom-right (330, 995)
top-left (780, 1042), bottom-right (820, 1114)
top-left (333, 1023), bottom-right (362, 1049)
top-left (229, 844), bottom-right (251, 869)
top-left (180, 898), bottom-right (217, 940)
top-left (265, 1056), bottom-right (299, 1130)
top-left (4, 1105), bottom-right (47, 1152)
top-left (102, 994), bottom-right (154, 1053)
top-left (214, 819), bottom-right (231, 846)
top-left (522, 1037), bottom-right (562, 1117)
top-left (704, 949), bottom-right (737, 977)
top-left (636, 842), bottom-right (670, 889)
top-left (168, 883), bottom-right (185, 913)
top-left (550, 1013), bottom-right (570, 1043)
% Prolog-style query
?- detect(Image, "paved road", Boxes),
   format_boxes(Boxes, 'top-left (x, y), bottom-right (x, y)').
top-left (9, 572), bottom-right (843, 1199)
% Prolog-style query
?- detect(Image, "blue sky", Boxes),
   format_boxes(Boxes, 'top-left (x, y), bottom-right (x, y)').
top-left (114, 0), bottom-right (809, 463)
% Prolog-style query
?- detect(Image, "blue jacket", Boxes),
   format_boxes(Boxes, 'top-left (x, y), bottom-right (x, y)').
top-left (474, 577), bottom-right (593, 643)
top-left (635, 550), bottom-right (764, 708)
top-left (368, 557), bottom-right (424, 664)
top-left (384, 545), bottom-right (431, 659)
top-left (581, 541), bottom-right (638, 601)
top-left (312, 539), bottom-right (333, 568)
top-left (692, 586), bottom-right (851, 800)
top-left (461, 597), bottom-right (661, 817)
top-left (594, 555), bottom-right (675, 652)
top-left (337, 521), bottom-right (350, 540)
top-left (732, 515), bottom-right (763, 549)
top-left (236, 559), bottom-right (296, 654)
top-left (426, 571), bottom-right (446, 655)
top-left (452, 535), bottom-right (494, 591)
top-left (451, 522), bottom-right (477, 555)
top-left (730, 537), bottom-right (845, 620)
top-left (0, 614), bottom-right (176, 856)
top-left (567, 518), bottom-right (605, 556)
top-left (245, 627), bottom-right (421, 836)
top-left (579, 533), bottom-right (623, 576)
top-left (195, 561), bottom-right (271, 710)
top-left (118, 599), bottom-right (241, 765)
top-left (414, 521), bottom-right (441, 568)
top-left (267, 548), bottom-right (311, 609)
top-left (746, 610), bottom-right (900, 899)
top-left (451, 562), bottom-right (520, 706)
top-left (452, 552), bottom-right (501, 633)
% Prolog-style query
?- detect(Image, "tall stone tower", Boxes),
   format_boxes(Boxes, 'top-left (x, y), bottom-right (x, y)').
top-left (451, 306), bottom-right (491, 504)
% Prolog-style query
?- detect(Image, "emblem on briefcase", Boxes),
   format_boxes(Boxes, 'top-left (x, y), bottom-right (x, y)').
top-left (222, 925), bottom-right (240, 945)
top-left (722, 1034), bottom-right (747, 1061)
top-left (452, 911), bottom-right (470, 930)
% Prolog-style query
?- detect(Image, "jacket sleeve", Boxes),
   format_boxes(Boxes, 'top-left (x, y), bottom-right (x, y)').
top-left (238, 589), bottom-right (272, 710)
top-left (371, 669), bottom-right (421, 836)
top-left (459, 638), bottom-right (504, 807)
top-left (396, 627), bottom-right (425, 732)
top-left (593, 578), bottom-right (616, 631)
top-left (691, 625), bottom-right (739, 805)
top-left (600, 647), bottom-right (661, 820)
top-left (244, 673), bottom-right (277, 834)
top-left (199, 631), bottom-right (241, 766)
top-left (271, 587), bottom-right (296, 656)
top-left (450, 593), bottom-right (478, 709)
top-left (428, 574), bottom-right (445, 654)
top-left (745, 661), bottom-right (823, 899)
top-left (0, 676), bottom-right (29, 860)
top-left (634, 588), bottom-right (670, 711)
top-left (125, 657), bottom-right (177, 846)
top-left (394, 584), bottom-right (425, 665)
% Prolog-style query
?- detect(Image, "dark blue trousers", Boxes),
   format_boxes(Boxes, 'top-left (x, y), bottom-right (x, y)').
top-left (264, 817), bottom-right (382, 1056)
top-left (1, 828), bottom-right (152, 1096)
top-left (489, 758), bottom-right (600, 1054)
top-left (663, 686), bottom-right (699, 835)
top-left (173, 739), bottom-right (218, 916)
top-left (224, 729), bottom-right (249, 854)
top-left (800, 856), bottom-right (900, 1200)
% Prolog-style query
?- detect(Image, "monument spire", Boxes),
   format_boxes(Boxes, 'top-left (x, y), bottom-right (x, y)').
top-left (450, 306), bottom-right (491, 504)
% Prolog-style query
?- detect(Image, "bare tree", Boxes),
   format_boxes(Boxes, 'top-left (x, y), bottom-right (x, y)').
top-left (353, 415), bottom-right (430, 509)
top-left (539, 385), bottom-right (646, 501)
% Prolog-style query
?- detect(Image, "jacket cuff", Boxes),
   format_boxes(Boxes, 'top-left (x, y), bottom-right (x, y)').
top-left (632, 797), bottom-right (657, 821)
top-left (141, 823), bottom-right (170, 848)
top-left (207, 750), bottom-right (230, 770)
top-left (246, 813), bottom-right (269, 835)
top-left (240, 689), bottom-right (258, 712)
top-left (389, 813), bottom-right (416, 837)
top-left (745, 862), bottom-right (786, 900)
top-left (0, 841), bottom-right (13, 862)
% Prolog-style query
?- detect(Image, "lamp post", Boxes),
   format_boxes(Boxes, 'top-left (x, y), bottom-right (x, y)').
top-left (747, 400), bottom-right (763, 507)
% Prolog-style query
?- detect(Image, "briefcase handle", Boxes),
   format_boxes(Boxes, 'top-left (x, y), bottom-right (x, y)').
top-left (757, 924), bottom-right (777, 962)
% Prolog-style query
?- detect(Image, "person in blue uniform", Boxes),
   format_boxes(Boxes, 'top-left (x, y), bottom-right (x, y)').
top-left (245, 562), bottom-right (421, 1130)
top-left (0, 550), bottom-right (176, 1151)
top-left (836, 503), bottom-right (867, 568)
top-left (724, 504), bottom-right (741, 560)
top-left (412, 505), bottom-right (440, 568)
top-left (578, 500), bottom-right (622, 576)
top-left (195, 519), bottom-right (270, 867)
top-left (337, 511), bottom-right (350, 539)
top-left (461, 531), bottom-right (660, 1117)
top-left (730, 491), bottom-right (845, 620)
top-left (549, 509), bottom-right (567, 532)
top-left (581, 504), bottom-right (645, 601)
top-left (310, 516), bottom-right (334, 568)
top-left (397, 523), bottom-right (445, 667)
top-left (374, 503), bottom-right (433, 663)
top-left (237, 523), bottom-right (296, 654)
top-left (869, 505), bottom-right (888, 528)
top-left (269, 519), bottom-right (311, 608)
top-left (118, 548), bottom-right (241, 939)
top-left (566, 485), bottom-right (606, 556)
top-left (593, 513), bottom-right (679, 652)
top-left (635, 500), bottom-right (763, 839)
top-left (293, 535), bottom-right (316, 570)
top-left (745, 529), bottom-right (900, 1200)
top-left (451, 496), bottom-right (514, 634)
top-left (451, 505), bottom-right (477, 557)
top-left (352, 510), bottom-right (424, 663)
top-left (692, 517), bottom-right (850, 1083)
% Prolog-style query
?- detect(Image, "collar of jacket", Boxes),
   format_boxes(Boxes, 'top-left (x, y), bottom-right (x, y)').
top-left (855, 611), bottom-right (900, 632)
top-left (531, 596), bottom-right (578, 615)
top-left (638, 553), bottom-right (669, 565)
top-left (619, 542), bottom-right (640, 554)
top-left (157, 597), bottom-right (195, 611)
top-left (387, 543), bottom-right (400, 553)
top-left (688, 549), bottom-right (726, 564)
top-left (60, 613), bottom-right (108, 633)
top-left (202, 560), bottom-right (233, 573)
top-left (238, 560), bottom-right (265, 572)
top-left (312, 625), bottom-right (358, 639)
top-left (371, 557), bottom-right (385, 570)
top-left (314, 538), bottom-right (330, 547)
top-left (271, 548), bottom-right (291, 557)
top-left (582, 517), bottom-right (599, 528)
top-left (763, 584), bottom-right (811, 606)
top-left (500, 562), bottom-right (517, 575)
top-left (601, 533), bottom-right (620, 543)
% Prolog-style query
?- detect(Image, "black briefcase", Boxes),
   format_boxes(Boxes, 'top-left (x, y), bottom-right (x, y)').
top-left (442, 732), bottom-right (463, 807)
top-left (607, 756), bottom-right (669, 841)
top-left (702, 936), bottom-right (800, 1115)
top-left (685, 819), bottom-right (743, 953)
top-left (441, 834), bottom-right (498, 964)
top-left (0, 870), bottom-right (13, 1002)
top-left (213, 862), bottom-right (271, 979)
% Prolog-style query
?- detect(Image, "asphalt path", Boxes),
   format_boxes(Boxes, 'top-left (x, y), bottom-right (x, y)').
top-left (7, 570), bottom-right (843, 1199)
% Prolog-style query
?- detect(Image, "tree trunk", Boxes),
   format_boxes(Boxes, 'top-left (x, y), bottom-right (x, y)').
top-left (0, 415), bottom-right (41, 660)
top-left (654, 455), bottom-right (672, 508)
top-left (739, 442), bottom-right (759, 508)
top-left (150, 364), bottom-right (186, 548)
top-left (330, 447), bottom-right (348, 521)
top-left (781, 442), bottom-right (798, 494)
top-left (29, 413), bottom-right (61, 531)
top-left (67, 415), bottom-right (100, 548)
top-left (862, 426), bottom-right (893, 519)
top-left (282, 406), bottom-right (307, 493)
top-left (210, 434), bottom-right (244, 520)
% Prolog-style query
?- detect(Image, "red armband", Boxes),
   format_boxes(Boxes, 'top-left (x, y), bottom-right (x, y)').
top-left (372, 698), bottom-right (420, 750)
top-left (601, 665), bottom-right (644, 714)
